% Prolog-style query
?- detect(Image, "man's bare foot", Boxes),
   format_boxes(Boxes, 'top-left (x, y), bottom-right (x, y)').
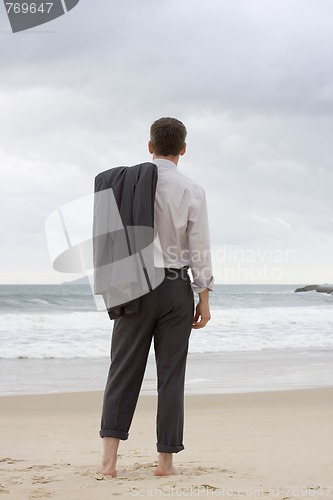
top-left (154, 465), bottom-right (178, 476)
top-left (97, 465), bottom-right (117, 477)
top-left (154, 452), bottom-right (178, 476)
top-left (98, 437), bottom-right (120, 478)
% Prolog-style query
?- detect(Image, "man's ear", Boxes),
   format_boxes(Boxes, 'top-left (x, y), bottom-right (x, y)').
top-left (179, 143), bottom-right (186, 156)
top-left (148, 140), bottom-right (154, 154)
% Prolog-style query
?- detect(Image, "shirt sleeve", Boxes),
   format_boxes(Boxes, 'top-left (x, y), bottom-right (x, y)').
top-left (187, 188), bottom-right (214, 294)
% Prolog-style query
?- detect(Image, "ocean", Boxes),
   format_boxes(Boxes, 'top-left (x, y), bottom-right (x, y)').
top-left (1, 284), bottom-right (333, 395)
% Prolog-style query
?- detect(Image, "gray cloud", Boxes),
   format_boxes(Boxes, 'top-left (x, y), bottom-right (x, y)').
top-left (1, 0), bottom-right (332, 283)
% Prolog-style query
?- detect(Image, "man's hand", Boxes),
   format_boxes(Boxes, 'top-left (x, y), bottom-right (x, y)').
top-left (192, 288), bottom-right (211, 329)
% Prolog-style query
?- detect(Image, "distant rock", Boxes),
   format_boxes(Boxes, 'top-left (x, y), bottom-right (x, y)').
top-left (295, 284), bottom-right (333, 295)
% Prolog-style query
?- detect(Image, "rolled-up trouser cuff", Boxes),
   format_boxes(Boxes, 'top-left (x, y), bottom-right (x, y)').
top-left (157, 443), bottom-right (184, 453)
top-left (100, 429), bottom-right (129, 440)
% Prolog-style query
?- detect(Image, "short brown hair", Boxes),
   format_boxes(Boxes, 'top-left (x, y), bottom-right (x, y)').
top-left (150, 117), bottom-right (187, 156)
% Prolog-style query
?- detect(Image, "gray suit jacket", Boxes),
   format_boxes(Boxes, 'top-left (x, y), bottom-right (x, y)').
top-left (93, 162), bottom-right (158, 319)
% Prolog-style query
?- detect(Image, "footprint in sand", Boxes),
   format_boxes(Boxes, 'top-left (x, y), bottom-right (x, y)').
top-left (7, 475), bottom-right (24, 486)
top-left (0, 483), bottom-right (10, 493)
top-left (31, 475), bottom-right (58, 484)
top-left (132, 462), bottom-right (156, 471)
top-left (199, 483), bottom-right (220, 491)
top-left (79, 469), bottom-right (92, 477)
top-left (0, 457), bottom-right (24, 464)
top-left (29, 489), bottom-right (53, 499)
top-left (25, 464), bottom-right (55, 471)
top-left (181, 465), bottom-right (213, 475)
top-left (178, 465), bottom-right (236, 478)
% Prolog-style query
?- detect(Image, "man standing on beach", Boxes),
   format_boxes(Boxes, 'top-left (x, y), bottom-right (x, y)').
top-left (98, 117), bottom-right (214, 477)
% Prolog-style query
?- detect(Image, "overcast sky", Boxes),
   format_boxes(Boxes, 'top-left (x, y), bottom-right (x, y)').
top-left (1, 0), bottom-right (332, 284)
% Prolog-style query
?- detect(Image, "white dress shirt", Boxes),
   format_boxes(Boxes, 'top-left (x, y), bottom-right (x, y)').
top-left (153, 158), bottom-right (214, 294)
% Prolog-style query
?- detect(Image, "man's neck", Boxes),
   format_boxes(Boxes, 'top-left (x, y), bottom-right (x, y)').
top-left (152, 154), bottom-right (180, 166)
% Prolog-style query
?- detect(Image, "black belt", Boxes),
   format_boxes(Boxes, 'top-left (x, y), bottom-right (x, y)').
top-left (164, 266), bottom-right (189, 279)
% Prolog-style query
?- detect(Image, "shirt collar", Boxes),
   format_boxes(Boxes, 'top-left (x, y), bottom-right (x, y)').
top-left (152, 158), bottom-right (177, 170)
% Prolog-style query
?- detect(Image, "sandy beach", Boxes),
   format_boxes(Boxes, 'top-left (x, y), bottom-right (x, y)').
top-left (1, 388), bottom-right (333, 499)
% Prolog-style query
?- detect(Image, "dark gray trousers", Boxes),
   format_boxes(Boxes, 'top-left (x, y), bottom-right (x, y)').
top-left (100, 268), bottom-right (194, 453)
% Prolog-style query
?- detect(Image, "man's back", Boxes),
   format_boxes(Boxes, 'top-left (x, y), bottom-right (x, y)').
top-left (153, 157), bottom-right (213, 293)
